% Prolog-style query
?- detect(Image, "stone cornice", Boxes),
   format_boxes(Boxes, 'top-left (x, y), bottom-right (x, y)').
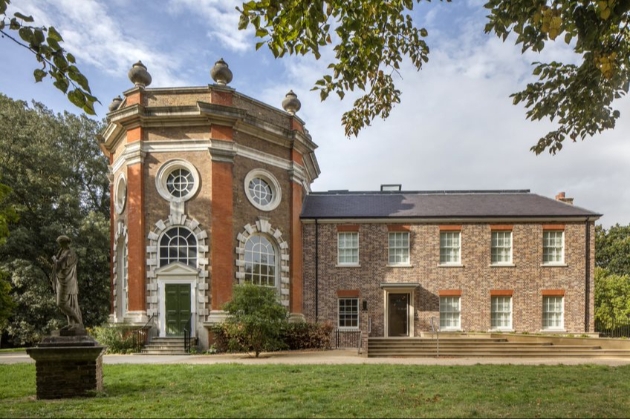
top-left (209, 140), bottom-right (237, 163)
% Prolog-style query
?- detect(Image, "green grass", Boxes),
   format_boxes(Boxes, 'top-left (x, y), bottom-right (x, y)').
top-left (0, 348), bottom-right (26, 353)
top-left (1, 363), bottom-right (629, 418)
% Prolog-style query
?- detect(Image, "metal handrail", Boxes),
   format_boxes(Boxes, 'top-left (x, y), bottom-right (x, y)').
top-left (358, 331), bottom-right (363, 355)
top-left (134, 313), bottom-right (156, 352)
top-left (430, 316), bottom-right (439, 358)
top-left (183, 313), bottom-right (193, 353)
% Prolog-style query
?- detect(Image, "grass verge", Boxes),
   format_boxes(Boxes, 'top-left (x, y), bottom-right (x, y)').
top-left (1, 363), bottom-right (629, 418)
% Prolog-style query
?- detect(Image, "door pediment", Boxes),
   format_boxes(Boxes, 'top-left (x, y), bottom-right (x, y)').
top-left (156, 262), bottom-right (198, 277)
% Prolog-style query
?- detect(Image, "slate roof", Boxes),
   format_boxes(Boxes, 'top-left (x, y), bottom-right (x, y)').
top-left (300, 190), bottom-right (601, 219)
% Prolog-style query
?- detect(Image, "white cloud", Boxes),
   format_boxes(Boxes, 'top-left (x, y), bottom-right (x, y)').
top-left (167, 0), bottom-right (250, 52)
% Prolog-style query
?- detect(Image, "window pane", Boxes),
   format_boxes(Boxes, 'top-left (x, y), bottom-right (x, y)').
top-left (543, 231), bottom-right (564, 263)
top-left (388, 232), bottom-right (410, 265)
top-left (491, 296), bottom-right (512, 329)
top-left (338, 232), bottom-right (359, 264)
top-left (440, 232), bottom-right (461, 264)
top-left (338, 298), bottom-right (359, 329)
top-left (439, 296), bottom-right (461, 329)
top-left (244, 235), bottom-right (277, 287)
top-left (159, 227), bottom-right (198, 267)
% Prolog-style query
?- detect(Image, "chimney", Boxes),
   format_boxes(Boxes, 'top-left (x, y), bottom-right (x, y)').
top-left (555, 191), bottom-right (574, 205)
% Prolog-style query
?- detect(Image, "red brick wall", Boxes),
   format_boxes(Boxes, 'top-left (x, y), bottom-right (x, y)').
top-left (303, 221), bottom-right (595, 336)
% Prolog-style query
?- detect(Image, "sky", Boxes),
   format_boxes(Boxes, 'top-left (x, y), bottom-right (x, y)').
top-left (1, 0), bottom-right (629, 228)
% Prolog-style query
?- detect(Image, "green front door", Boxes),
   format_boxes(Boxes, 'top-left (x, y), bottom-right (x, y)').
top-left (165, 284), bottom-right (191, 336)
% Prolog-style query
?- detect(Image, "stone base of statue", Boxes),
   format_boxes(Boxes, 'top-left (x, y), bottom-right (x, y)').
top-left (26, 331), bottom-right (106, 399)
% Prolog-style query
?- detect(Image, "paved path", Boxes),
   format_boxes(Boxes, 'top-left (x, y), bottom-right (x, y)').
top-left (2, 349), bottom-right (630, 366)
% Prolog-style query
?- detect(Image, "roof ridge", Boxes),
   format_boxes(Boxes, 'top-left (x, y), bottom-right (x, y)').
top-left (309, 189), bottom-right (531, 195)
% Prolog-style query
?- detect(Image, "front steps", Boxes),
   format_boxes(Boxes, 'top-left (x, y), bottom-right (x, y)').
top-left (367, 337), bottom-right (630, 358)
top-left (139, 337), bottom-right (188, 355)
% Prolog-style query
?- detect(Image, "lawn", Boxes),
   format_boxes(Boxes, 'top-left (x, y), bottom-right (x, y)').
top-left (1, 363), bottom-right (629, 418)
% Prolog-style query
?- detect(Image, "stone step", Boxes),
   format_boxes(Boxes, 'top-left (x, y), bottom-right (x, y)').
top-left (140, 349), bottom-right (189, 355)
top-left (368, 351), bottom-right (630, 358)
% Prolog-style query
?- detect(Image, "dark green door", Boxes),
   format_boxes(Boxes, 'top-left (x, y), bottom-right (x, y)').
top-left (165, 284), bottom-right (191, 336)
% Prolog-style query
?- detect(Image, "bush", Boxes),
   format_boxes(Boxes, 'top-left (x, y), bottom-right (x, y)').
top-left (281, 321), bottom-right (333, 350)
top-left (211, 320), bottom-right (333, 353)
top-left (89, 325), bottom-right (138, 354)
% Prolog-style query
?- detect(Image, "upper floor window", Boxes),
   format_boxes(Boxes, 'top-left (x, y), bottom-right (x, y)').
top-left (338, 232), bottom-right (359, 265)
top-left (166, 168), bottom-right (195, 198)
top-left (440, 231), bottom-right (461, 264)
top-left (244, 169), bottom-right (282, 211)
top-left (159, 227), bottom-right (197, 267)
top-left (338, 298), bottom-right (359, 329)
top-left (491, 231), bottom-right (512, 264)
top-left (155, 159), bottom-right (200, 203)
top-left (543, 231), bottom-right (564, 264)
top-left (388, 232), bottom-right (410, 265)
top-left (244, 235), bottom-right (277, 287)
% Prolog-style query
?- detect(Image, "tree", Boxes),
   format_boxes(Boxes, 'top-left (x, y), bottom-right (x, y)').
top-left (596, 223), bottom-right (630, 277)
top-left (0, 94), bottom-right (110, 346)
top-left (238, 0), bottom-right (630, 154)
top-left (222, 283), bottom-right (287, 357)
top-left (0, 0), bottom-right (97, 115)
top-left (594, 267), bottom-right (630, 328)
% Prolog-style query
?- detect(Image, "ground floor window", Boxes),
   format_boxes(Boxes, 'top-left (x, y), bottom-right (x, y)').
top-left (491, 296), bottom-right (512, 330)
top-left (338, 298), bottom-right (359, 329)
top-left (542, 296), bottom-right (564, 330)
top-left (439, 296), bottom-right (461, 330)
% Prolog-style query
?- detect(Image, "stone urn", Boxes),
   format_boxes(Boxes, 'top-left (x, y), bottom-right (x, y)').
top-left (128, 61), bottom-right (152, 88)
top-left (282, 90), bottom-right (301, 115)
top-left (210, 58), bottom-right (233, 85)
top-left (108, 96), bottom-right (123, 112)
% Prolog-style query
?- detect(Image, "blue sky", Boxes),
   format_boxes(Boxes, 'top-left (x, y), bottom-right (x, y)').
top-left (1, 0), bottom-right (629, 227)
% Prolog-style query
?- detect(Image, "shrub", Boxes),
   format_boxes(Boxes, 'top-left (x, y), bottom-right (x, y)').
top-left (222, 283), bottom-right (288, 357)
top-left (89, 325), bottom-right (138, 354)
top-left (282, 321), bottom-right (333, 350)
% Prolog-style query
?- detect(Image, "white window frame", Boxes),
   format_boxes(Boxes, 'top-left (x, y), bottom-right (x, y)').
top-left (440, 231), bottom-right (461, 265)
top-left (155, 159), bottom-right (200, 203)
top-left (159, 227), bottom-right (198, 268)
top-left (439, 296), bottom-right (461, 330)
top-left (244, 234), bottom-right (278, 288)
top-left (114, 173), bottom-right (127, 214)
top-left (388, 232), bottom-right (410, 266)
top-left (490, 296), bottom-right (512, 330)
top-left (338, 298), bottom-right (359, 330)
top-left (542, 296), bottom-right (564, 330)
top-left (543, 231), bottom-right (564, 265)
top-left (491, 231), bottom-right (512, 265)
top-left (338, 232), bottom-right (359, 266)
top-left (244, 168), bottom-right (282, 211)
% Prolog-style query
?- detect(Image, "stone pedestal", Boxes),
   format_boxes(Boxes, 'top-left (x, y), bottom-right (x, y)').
top-left (26, 334), bottom-right (106, 399)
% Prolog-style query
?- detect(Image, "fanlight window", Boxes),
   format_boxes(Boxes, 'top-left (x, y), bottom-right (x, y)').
top-left (244, 235), bottom-right (277, 287)
top-left (159, 227), bottom-right (197, 267)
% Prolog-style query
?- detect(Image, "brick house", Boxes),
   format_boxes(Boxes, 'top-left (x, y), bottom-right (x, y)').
top-left (100, 61), bottom-right (600, 350)
top-left (301, 189), bottom-right (600, 339)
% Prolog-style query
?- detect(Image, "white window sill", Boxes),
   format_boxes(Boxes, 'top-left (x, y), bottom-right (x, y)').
top-left (336, 264), bottom-right (361, 268)
top-left (438, 263), bottom-right (464, 268)
top-left (541, 263), bottom-right (568, 267)
top-left (386, 264), bottom-right (414, 268)
top-left (338, 327), bottom-right (360, 331)
top-left (489, 263), bottom-right (515, 268)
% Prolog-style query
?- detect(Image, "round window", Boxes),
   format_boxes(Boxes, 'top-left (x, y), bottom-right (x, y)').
top-left (244, 169), bottom-right (281, 211)
top-left (155, 160), bottom-right (200, 203)
top-left (248, 177), bottom-right (273, 207)
top-left (166, 168), bottom-right (195, 198)
top-left (115, 175), bottom-right (127, 214)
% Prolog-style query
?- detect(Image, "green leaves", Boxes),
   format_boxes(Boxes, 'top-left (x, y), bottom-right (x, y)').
top-left (0, 4), bottom-right (99, 115)
top-left (238, 0), bottom-right (432, 137)
top-left (484, 0), bottom-right (630, 154)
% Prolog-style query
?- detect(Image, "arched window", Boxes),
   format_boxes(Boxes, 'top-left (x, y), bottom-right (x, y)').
top-left (159, 227), bottom-right (197, 267)
top-left (244, 235), bottom-right (277, 287)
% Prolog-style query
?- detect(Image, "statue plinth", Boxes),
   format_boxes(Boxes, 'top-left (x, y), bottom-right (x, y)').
top-left (27, 334), bottom-right (106, 399)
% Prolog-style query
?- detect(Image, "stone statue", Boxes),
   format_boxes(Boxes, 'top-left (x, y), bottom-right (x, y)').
top-left (51, 235), bottom-right (84, 333)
